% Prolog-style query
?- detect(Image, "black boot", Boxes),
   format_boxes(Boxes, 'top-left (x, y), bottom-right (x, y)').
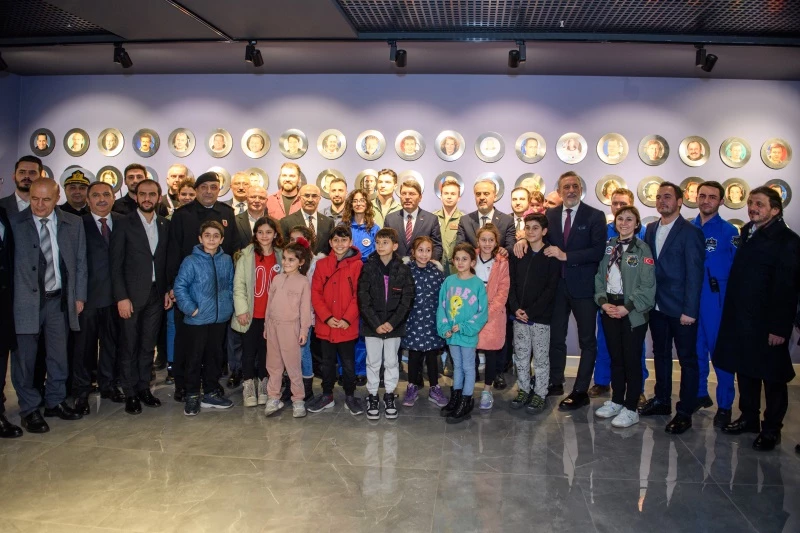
top-left (303, 377), bottom-right (314, 402)
top-left (440, 388), bottom-right (461, 417)
top-left (446, 395), bottom-right (473, 424)
top-left (280, 374), bottom-right (292, 402)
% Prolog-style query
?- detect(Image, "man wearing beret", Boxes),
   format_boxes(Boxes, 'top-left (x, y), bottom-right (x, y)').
top-left (59, 170), bottom-right (90, 217)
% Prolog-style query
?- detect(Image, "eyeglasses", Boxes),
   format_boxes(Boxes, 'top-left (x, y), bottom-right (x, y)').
top-left (301, 194), bottom-right (320, 199)
top-left (352, 198), bottom-right (367, 205)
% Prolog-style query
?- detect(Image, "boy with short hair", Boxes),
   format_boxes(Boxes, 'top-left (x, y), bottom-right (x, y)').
top-left (358, 228), bottom-right (415, 419)
top-left (307, 225), bottom-right (364, 415)
top-left (507, 213), bottom-right (560, 412)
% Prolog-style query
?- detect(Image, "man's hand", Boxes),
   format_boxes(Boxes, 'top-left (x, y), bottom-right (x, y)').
top-left (679, 314), bottom-right (696, 326)
top-left (514, 309), bottom-right (528, 323)
top-left (513, 239), bottom-right (528, 258)
top-left (515, 229), bottom-right (525, 241)
top-left (237, 312), bottom-right (251, 326)
top-left (768, 334), bottom-right (786, 346)
top-left (164, 293), bottom-right (173, 310)
top-left (376, 322), bottom-right (393, 334)
top-left (118, 299), bottom-right (133, 319)
top-left (543, 246), bottom-right (567, 261)
top-left (76, 300), bottom-right (84, 315)
top-left (497, 247), bottom-right (509, 258)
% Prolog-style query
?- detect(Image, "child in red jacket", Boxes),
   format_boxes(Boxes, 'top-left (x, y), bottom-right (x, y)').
top-left (307, 225), bottom-right (364, 415)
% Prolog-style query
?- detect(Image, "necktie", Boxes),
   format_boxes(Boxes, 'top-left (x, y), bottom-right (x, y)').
top-left (481, 215), bottom-right (488, 228)
top-left (516, 217), bottom-right (523, 231)
top-left (39, 218), bottom-right (57, 291)
top-left (307, 214), bottom-right (316, 240)
top-left (100, 217), bottom-right (110, 244)
top-left (406, 214), bottom-right (413, 245)
top-left (237, 202), bottom-right (246, 215)
top-left (561, 209), bottom-right (573, 278)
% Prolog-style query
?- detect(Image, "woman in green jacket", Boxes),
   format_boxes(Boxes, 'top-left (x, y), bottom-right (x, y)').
top-left (593, 206), bottom-right (656, 428)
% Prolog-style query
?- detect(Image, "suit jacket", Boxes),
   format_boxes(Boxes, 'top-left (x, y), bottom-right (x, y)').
top-left (11, 207), bottom-right (88, 333)
top-left (0, 206), bottom-right (15, 353)
top-left (110, 210), bottom-right (170, 309)
top-left (645, 215), bottom-right (705, 319)
top-left (235, 211), bottom-right (254, 248)
top-left (0, 193), bottom-right (22, 215)
top-left (545, 203), bottom-right (607, 299)
top-left (82, 212), bottom-right (123, 309)
top-left (280, 210), bottom-right (334, 255)
top-left (457, 209), bottom-right (517, 252)
top-left (383, 208), bottom-right (443, 261)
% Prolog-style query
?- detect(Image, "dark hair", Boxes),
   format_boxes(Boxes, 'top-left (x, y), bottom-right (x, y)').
top-left (749, 185), bottom-right (783, 216)
top-left (135, 178), bottom-right (162, 197)
top-left (510, 186), bottom-right (531, 201)
top-left (251, 216), bottom-right (284, 257)
top-left (341, 189), bottom-right (376, 230)
top-left (199, 220), bottom-right (224, 237)
top-left (475, 223), bottom-right (501, 258)
top-left (523, 212), bottom-right (548, 229)
top-left (659, 181), bottom-right (683, 198)
top-left (124, 163), bottom-right (147, 178)
top-left (87, 181), bottom-right (113, 196)
top-left (377, 169), bottom-right (398, 183)
top-left (614, 205), bottom-right (642, 234)
top-left (288, 224), bottom-right (317, 252)
top-left (177, 177), bottom-right (196, 193)
top-left (376, 227), bottom-right (399, 244)
top-left (410, 236), bottom-right (434, 259)
top-left (451, 243), bottom-right (477, 274)
top-left (697, 180), bottom-right (725, 198)
top-left (283, 242), bottom-right (312, 276)
top-left (330, 224), bottom-right (352, 240)
top-left (15, 155), bottom-right (43, 174)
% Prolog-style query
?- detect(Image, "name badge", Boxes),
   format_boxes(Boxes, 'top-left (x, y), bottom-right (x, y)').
top-left (449, 222), bottom-right (459, 230)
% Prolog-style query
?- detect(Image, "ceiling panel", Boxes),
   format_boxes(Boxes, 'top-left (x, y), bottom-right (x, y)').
top-left (0, 0), bottom-right (117, 39)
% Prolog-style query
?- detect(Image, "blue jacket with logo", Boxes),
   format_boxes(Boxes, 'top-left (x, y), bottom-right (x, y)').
top-left (174, 244), bottom-right (234, 325)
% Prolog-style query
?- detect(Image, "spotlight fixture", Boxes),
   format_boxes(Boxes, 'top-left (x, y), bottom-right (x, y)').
top-left (695, 45), bottom-right (717, 73)
top-left (113, 43), bottom-right (132, 69)
top-left (508, 40), bottom-right (526, 68)
top-left (245, 40), bottom-right (264, 67)
top-left (389, 41), bottom-right (407, 68)
top-left (701, 53), bottom-right (718, 73)
top-left (0, 52), bottom-right (7, 72)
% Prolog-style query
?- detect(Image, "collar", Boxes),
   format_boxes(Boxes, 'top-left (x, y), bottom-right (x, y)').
top-left (137, 209), bottom-right (157, 225)
top-left (658, 215), bottom-right (679, 229)
top-left (563, 202), bottom-right (581, 215)
top-left (248, 210), bottom-right (264, 222)
top-left (478, 209), bottom-right (495, 221)
top-left (302, 210), bottom-right (317, 221)
top-left (34, 210), bottom-right (57, 225)
top-left (91, 212), bottom-right (112, 223)
top-left (694, 212), bottom-right (722, 227)
top-left (403, 208), bottom-right (420, 220)
top-left (15, 192), bottom-right (29, 205)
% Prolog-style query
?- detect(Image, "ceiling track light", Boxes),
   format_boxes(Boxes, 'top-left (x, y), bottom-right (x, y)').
top-left (508, 40), bottom-right (526, 68)
top-left (701, 53), bottom-right (718, 72)
top-left (113, 43), bottom-right (132, 69)
top-left (389, 40), bottom-right (407, 68)
top-left (695, 45), bottom-right (717, 73)
top-left (245, 40), bottom-right (263, 68)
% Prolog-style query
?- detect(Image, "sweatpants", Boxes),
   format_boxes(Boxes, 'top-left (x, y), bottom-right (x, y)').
top-left (265, 319), bottom-right (304, 401)
top-left (513, 321), bottom-right (550, 399)
top-left (450, 344), bottom-right (477, 396)
top-left (407, 349), bottom-right (440, 388)
top-left (365, 336), bottom-right (401, 395)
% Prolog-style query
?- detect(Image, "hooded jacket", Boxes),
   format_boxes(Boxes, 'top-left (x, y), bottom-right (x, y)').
top-left (174, 244), bottom-right (234, 326)
top-left (357, 252), bottom-right (415, 339)
top-left (311, 246), bottom-right (363, 342)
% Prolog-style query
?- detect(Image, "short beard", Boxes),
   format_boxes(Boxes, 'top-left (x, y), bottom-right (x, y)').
top-left (138, 204), bottom-right (156, 213)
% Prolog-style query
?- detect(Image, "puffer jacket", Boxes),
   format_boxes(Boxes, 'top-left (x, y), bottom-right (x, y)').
top-left (311, 246), bottom-right (363, 342)
top-left (231, 244), bottom-right (283, 333)
top-left (357, 252), bottom-right (415, 338)
top-left (401, 258), bottom-right (446, 351)
top-left (174, 244), bottom-right (234, 326)
top-left (477, 251), bottom-right (510, 351)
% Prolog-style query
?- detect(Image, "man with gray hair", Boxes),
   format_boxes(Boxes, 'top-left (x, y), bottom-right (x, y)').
top-left (226, 171), bottom-right (251, 215)
top-left (456, 178), bottom-right (516, 251)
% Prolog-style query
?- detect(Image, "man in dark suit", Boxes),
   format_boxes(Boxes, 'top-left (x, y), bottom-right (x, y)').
top-left (457, 178), bottom-right (516, 252)
top-left (113, 163), bottom-right (168, 217)
top-left (59, 170), bottom-right (90, 217)
top-left (72, 182), bottom-right (125, 415)
top-left (0, 206), bottom-right (22, 438)
top-left (235, 185), bottom-right (267, 247)
top-left (537, 171), bottom-right (606, 409)
top-left (641, 182), bottom-right (704, 434)
top-left (110, 179), bottom-right (172, 415)
top-left (0, 155), bottom-right (43, 216)
top-left (383, 179), bottom-right (442, 261)
top-left (224, 171), bottom-right (251, 215)
top-left (11, 179), bottom-right (87, 433)
top-left (279, 184), bottom-right (334, 255)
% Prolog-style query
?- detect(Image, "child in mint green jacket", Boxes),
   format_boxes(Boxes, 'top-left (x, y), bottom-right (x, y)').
top-left (437, 243), bottom-right (488, 424)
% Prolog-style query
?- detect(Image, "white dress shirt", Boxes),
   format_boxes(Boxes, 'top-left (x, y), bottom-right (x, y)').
top-left (561, 202), bottom-right (581, 232)
top-left (35, 211), bottom-right (62, 290)
top-left (478, 209), bottom-right (495, 228)
top-left (655, 217), bottom-right (677, 258)
top-left (137, 210), bottom-right (159, 282)
top-left (16, 193), bottom-right (30, 212)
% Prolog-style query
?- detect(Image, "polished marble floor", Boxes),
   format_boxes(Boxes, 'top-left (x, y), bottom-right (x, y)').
top-left (1, 372), bottom-right (798, 533)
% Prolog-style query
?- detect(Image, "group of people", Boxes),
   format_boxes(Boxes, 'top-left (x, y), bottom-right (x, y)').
top-left (0, 154), bottom-right (797, 452)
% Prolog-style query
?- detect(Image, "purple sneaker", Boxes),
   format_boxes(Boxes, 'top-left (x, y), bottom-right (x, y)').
top-left (402, 383), bottom-right (419, 406)
top-left (428, 385), bottom-right (448, 408)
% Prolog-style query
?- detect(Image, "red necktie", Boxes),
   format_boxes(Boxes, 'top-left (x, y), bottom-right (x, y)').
top-left (100, 217), bottom-right (110, 244)
top-left (405, 214), bottom-right (413, 245)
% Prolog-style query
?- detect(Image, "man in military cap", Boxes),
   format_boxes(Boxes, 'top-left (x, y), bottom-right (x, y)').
top-left (59, 170), bottom-right (90, 217)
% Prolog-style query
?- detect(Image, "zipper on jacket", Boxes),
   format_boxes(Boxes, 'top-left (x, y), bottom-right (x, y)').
top-left (211, 253), bottom-right (219, 322)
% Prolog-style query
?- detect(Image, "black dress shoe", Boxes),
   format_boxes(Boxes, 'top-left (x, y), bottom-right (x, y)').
top-left (694, 395), bottom-right (714, 412)
top-left (74, 397), bottom-right (90, 416)
top-left (0, 414), bottom-right (23, 438)
top-left (355, 375), bottom-right (367, 387)
top-left (559, 391), bottom-right (590, 410)
top-left (713, 408), bottom-right (732, 429)
top-left (20, 411), bottom-right (49, 433)
top-left (753, 432), bottom-right (781, 451)
top-left (638, 398), bottom-right (672, 416)
top-left (493, 375), bottom-right (507, 390)
top-left (665, 414), bottom-right (692, 434)
top-left (100, 388), bottom-right (125, 403)
top-left (174, 388), bottom-right (185, 402)
top-left (546, 384), bottom-right (564, 397)
top-left (43, 401), bottom-right (83, 420)
top-left (722, 416), bottom-right (760, 435)
top-left (137, 389), bottom-right (162, 408)
top-left (125, 396), bottom-right (142, 415)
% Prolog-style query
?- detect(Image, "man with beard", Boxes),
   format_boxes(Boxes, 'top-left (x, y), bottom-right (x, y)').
top-left (280, 184), bottom-right (334, 255)
top-left (225, 172), bottom-right (250, 215)
top-left (113, 164), bottom-right (168, 217)
top-left (543, 190), bottom-right (562, 209)
top-left (371, 169), bottom-right (402, 227)
top-left (457, 178), bottom-right (516, 251)
top-left (322, 176), bottom-right (347, 226)
top-left (59, 170), bottom-right (90, 217)
top-left (266, 163), bottom-right (302, 220)
top-left (159, 164), bottom-right (189, 216)
top-left (1, 156), bottom-right (44, 215)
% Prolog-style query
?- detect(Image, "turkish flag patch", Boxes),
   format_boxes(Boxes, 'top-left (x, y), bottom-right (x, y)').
top-left (643, 257), bottom-right (654, 265)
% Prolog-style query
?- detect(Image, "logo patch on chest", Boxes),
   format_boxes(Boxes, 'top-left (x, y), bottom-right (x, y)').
top-left (626, 256), bottom-right (639, 267)
top-left (362, 238), bottom-right (371, 247)
top-left (705, 237), bottom-right (717, 252)
top-left (731, 236), bottom-right (741, 248)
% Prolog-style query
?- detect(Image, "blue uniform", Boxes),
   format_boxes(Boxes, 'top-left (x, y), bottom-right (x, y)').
top-left (593, 222), bottom-right (649, 389)
top-left (692, 213), bottom-right (738, 409)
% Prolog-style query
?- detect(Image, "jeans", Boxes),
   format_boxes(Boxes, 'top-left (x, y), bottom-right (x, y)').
top-left (450, 344), bottom-right (477, 396)
top-left (300, 326), bottom-right (313, 378)
top-left (166, 308), bottom-right (175, 364)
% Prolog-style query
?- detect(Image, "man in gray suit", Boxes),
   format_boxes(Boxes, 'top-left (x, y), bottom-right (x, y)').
top-left (0, 155), bottom-right (44, 215)
top-left (11, 178), bottom-right (87, 433)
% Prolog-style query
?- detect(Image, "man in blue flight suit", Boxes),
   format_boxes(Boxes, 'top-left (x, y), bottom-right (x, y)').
top-left (589, 188), bottom-right (648, 406)
top-left (691, 181), bottom-right (739, 428)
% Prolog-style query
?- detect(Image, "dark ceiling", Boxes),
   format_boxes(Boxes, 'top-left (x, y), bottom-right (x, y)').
top-left (1, 0), bottom-right (799, 78)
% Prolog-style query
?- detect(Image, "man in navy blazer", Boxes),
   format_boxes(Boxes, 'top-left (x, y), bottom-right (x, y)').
top-left (457, 178), bottom-right (516, 253)
top-left (383, 179), bottom-right (442, 260)
top-left (640, 182), bottom-right (704, 434)
top-left (537, 172), bottom-right (607, 409)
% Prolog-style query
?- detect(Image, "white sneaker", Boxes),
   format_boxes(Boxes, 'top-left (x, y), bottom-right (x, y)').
top-left (257, 378), bottom-right (268, 406)
top-left (595, 400), bottom-right (623, 419)
top-left (242, 379), bottom-right (257, 407)
top-left (264, 398), bottom-right (283, 417)
top-left (293, 401), bottom-right (307, 418)
top-left (611, 407), bottom-right (640, 428)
